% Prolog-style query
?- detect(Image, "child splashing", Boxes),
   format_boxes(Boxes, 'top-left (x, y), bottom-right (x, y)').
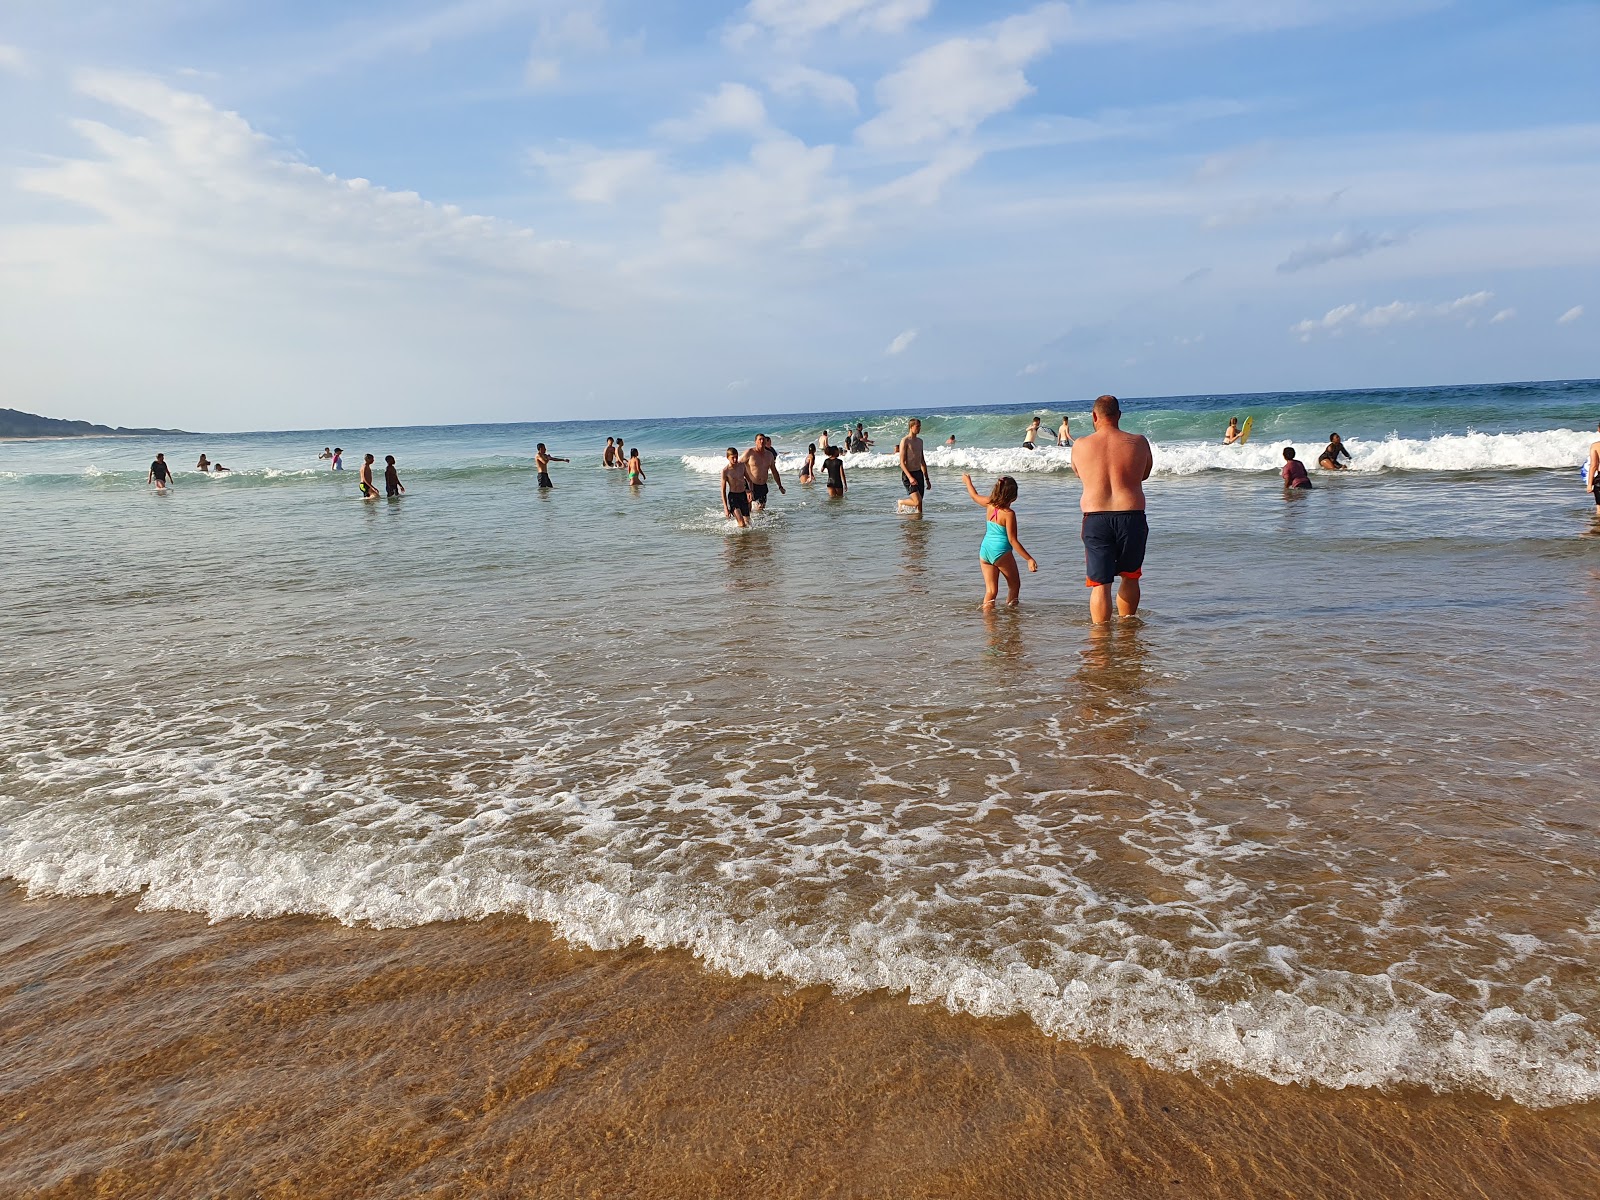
top-left (961, 473), bottom-right (1037, 608)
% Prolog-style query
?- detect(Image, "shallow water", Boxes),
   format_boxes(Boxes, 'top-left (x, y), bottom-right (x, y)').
top-left (2, 379), bottom-right (1599, 1114)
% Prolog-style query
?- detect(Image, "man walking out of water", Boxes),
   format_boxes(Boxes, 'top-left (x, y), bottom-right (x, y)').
top-left (535, 444), bottom-right (568, 489)
top-left (742, 434), bottom-right (784, 512)
top-left (722, 447), bottom-right (753, 527)
top-left (358, 453), bottom-right (381, 499)
top-left (896, 419), bottom-right (930, 514)
top-left (1070, 395), bottom-right (1152, 623)
top-left (147, 453), bottom-right (172, 491)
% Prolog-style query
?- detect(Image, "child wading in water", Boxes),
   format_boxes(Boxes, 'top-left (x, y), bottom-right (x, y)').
top-left (961, 473), bottom-right (1037, 607)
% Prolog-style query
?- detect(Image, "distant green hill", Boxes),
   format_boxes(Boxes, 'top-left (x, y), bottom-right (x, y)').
top-left (0, 407), bottom-right (189, 438)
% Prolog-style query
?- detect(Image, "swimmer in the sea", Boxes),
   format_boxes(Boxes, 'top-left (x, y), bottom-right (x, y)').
top-left (535, 443), bottom-right (569, 489)
top-left (722, 447), bottom-right (752, 527)
top-left (331, 447), bottom-right (344, 471)
top-left (603, 437), bottom-right (618, 468)
top-left (1223, 417), bottom-right (1241, 445)
top-left (211, 462), bottom-right (230, 474)
top-left (1281, 447), bottom-right (1312, 490)
top-left (148, 453), bottom-right (172, 491)
top-left (799, 443), bottom-right (817, 484)
top-left (196, 453), bottom-right (210, 472)
top-left (318, 447), bottom-right (333, 460)
top-left (1057, 416), bottom-right (1072, 447)
top-left (1318, 433), bottom-right (1351, 470)
top-left (358, 453), bottom-right (380, 498)
top-left (626, 447), bottom-right (645, 486)
top-left (384, 454), bottom-right (404, 497)
top-left (962, 473), bottom-right (1037, 608)
top-left (1587, 420), bottom-right (1600, 516)
top-left (1023, 416), bottom-right (1043, 449)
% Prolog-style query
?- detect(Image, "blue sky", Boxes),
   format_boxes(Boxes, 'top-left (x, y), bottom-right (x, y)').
top-left (0, 0), bottom-right (1594, 431)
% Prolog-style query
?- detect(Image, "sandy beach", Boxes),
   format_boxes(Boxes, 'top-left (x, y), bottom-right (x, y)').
top-left (5, 882), bottom-right (1598, 1199)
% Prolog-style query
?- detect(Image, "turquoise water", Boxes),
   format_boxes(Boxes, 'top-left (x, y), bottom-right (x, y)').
top-left (2, 379), bottom-right (1598, 1107)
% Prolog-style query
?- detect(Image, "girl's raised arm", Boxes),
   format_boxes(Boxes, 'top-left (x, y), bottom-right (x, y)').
top-left (960, 473), bottom-right (987, 506)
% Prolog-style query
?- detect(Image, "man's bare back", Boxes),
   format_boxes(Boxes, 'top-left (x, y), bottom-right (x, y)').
top-left (1071, 404), bottom-right (1152, 512)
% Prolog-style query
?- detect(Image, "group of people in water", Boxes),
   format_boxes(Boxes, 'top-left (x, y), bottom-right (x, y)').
top-left (1220, 419), bottom-right (1354, 491)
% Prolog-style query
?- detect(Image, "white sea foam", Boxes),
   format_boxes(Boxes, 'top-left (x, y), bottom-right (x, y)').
top-left (3, 692), bottom-right (1597, 1110)
top-left (681, 430), bottom-right (1594, 478)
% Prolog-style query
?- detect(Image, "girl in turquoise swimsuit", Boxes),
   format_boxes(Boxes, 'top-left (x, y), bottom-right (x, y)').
top-left (961, 473), bottom-right (1038, 608)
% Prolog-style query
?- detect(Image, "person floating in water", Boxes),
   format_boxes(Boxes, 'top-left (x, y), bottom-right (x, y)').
top-left (358, 453), bottom-right (380, 498)
top-left (331, 448), bottom-right (344, 471)
top-left (1057, 416), bottom-right (1072, 447)
top-left (822, 445), bottom-right (847, 497)
top-left (384, 455), bottom-right (404, 498)
top-left (896, 418), bottom-right (929, 513)
top-left (1071, 395), bottom-right (1152, 624)
top-left (1022, 416), bottom-right (1043, 449)
top-left (721, 447), bottom-right (752, 527)
top-left (626, 447), bottom-right (645, 486)
top-left (799, 443), bottom-right (817, 484)
top-left (535, 443), bottom-right (569, 489)
top-left (961, 473), bottom-right (1037, 608)
top-left (318, 447), bottom-right (334, 460)
top-left (1282, 447), bottom-right (1313, 490)
top-left (742, 434), bottom-right (784, 511)
top-left (147, 453), bottom-right (172, 491)
top-left (196, 453), bottom-right (210, 472)
top-left (945, 434), bottom-right (957, 447)
top-left (603, 437), bottom-right (618, 468)
top-left (1318, 433), bottom-right (1352, 470)
top-left (211, 462), bottom-right (231, 474)
top-left (1223, 417), bottom-right (1241, 445)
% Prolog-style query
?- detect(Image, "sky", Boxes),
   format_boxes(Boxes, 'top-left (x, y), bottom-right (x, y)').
top-left (0, 0), bottom-right (1595, 432)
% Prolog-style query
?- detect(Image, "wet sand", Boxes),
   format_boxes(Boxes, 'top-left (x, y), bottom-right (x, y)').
top-left (3, 884), bottom-right (1598, 1199)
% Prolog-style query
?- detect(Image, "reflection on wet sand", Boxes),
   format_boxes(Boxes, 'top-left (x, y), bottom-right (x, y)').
top-left (5, 885), bottom-right (1596, 1200)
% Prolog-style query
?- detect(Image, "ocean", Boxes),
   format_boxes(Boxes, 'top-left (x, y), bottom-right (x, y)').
top-left (3, 378), bottom-right (1599, 1195)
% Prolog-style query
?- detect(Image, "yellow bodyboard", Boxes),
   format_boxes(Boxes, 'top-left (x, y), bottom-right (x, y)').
top-left (1238, 416), bottom-right (1254, 444)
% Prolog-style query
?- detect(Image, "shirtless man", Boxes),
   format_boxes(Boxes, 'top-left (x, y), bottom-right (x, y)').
top-left (742, 434), bottom-right (785, 512)
top-left (721, 447), bottom-right (753, 527)
top-left (896, 418), bottom-right (930, 513)
top-left (358, 453), bottom-right (381, 499)
top-left (1070, 395), bottom-right (1153, 623)
top-left (1023, 416), bottom-right (1043, 449)
top-left (1057, 416), bottom-right (1072, 447)
top-left (1587, 421), bottom-right (1600, 517)
top-left (603, 437), bottom-right (618, 468)
top-left (535, 443), bottom-right (569, 489)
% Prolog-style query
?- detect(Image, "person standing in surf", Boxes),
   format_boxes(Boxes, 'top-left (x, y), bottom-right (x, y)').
top-left (358, 453), bottom-right (381, 499)
top-left (147, 453), bottom-right (172, 491)
top-left (1070, 395), bottom-right (1152, 624)
top-left (722, 447), bottom-right (753, 527)
top-left (331, 447), bottom-right (344, 471)
top-left (1281, 447), bottom-right (1313, 490)
top-left (961, 473), bottom-right (1037, 608)
top-left (1057, 416), bottom-right (1072, 447)
top-left (535, 444), bottom-right (569, 489)
top-left (822, 446), bottom-right (847, 497)
top-left (896, 419), bottom-right (930, 513)
top-left (1023, 416), bottom-right (1043, 449)
top-left (741, 435), bottom-right (784, 512)
top-left (603, 437), bottom-right (618, 468)
top-left (384, 455), bottom-right (405, 498)
top-left (626, 447), bottom-right (645, 487)
top-left (799, 444), bottom-right (817, 484)
top-left (1586, 421), bottom-right (1599, 515)
top-left (1223, 417), bottom-right (1241, 445)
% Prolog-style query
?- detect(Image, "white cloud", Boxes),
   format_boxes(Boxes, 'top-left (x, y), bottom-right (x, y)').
top-left (1193, 141), bottom-right (1276, 182)
top-left (885, 327), bottom-right (918, 354)
top-left (656, 83), bottom-right (770, 142)
top-left (1490, 307), bottom-right (1516, 323)
top-left (1201, 190), bottom-right (1341, 230)
top-left (1065, 0), bottom-right (1446, 45)
top-left (1277, 228), bottom-right (1407, 274)
top-left (729, 0), bottom-right (932, 47)
top-left (0, 43), bottom-right (30, 75)
top-left (530, 144), bottom-right (659, 204)
top-left (524, 0), bottom-right (611, 90)
top-left (1290, 291), bottom-right (1491, 340)
top-left (1558, 304), bottom-right (1584, 324)
top-left (769, 64), bottom-right (858, 112)
top-left (1017, 361), bottom-right (1046, 375)
top-left (856, 3), bottom-right (1071, 149)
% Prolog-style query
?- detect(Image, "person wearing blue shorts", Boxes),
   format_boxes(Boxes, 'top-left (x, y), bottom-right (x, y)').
top-left (1070, 395), bottom-right (1153, 623)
